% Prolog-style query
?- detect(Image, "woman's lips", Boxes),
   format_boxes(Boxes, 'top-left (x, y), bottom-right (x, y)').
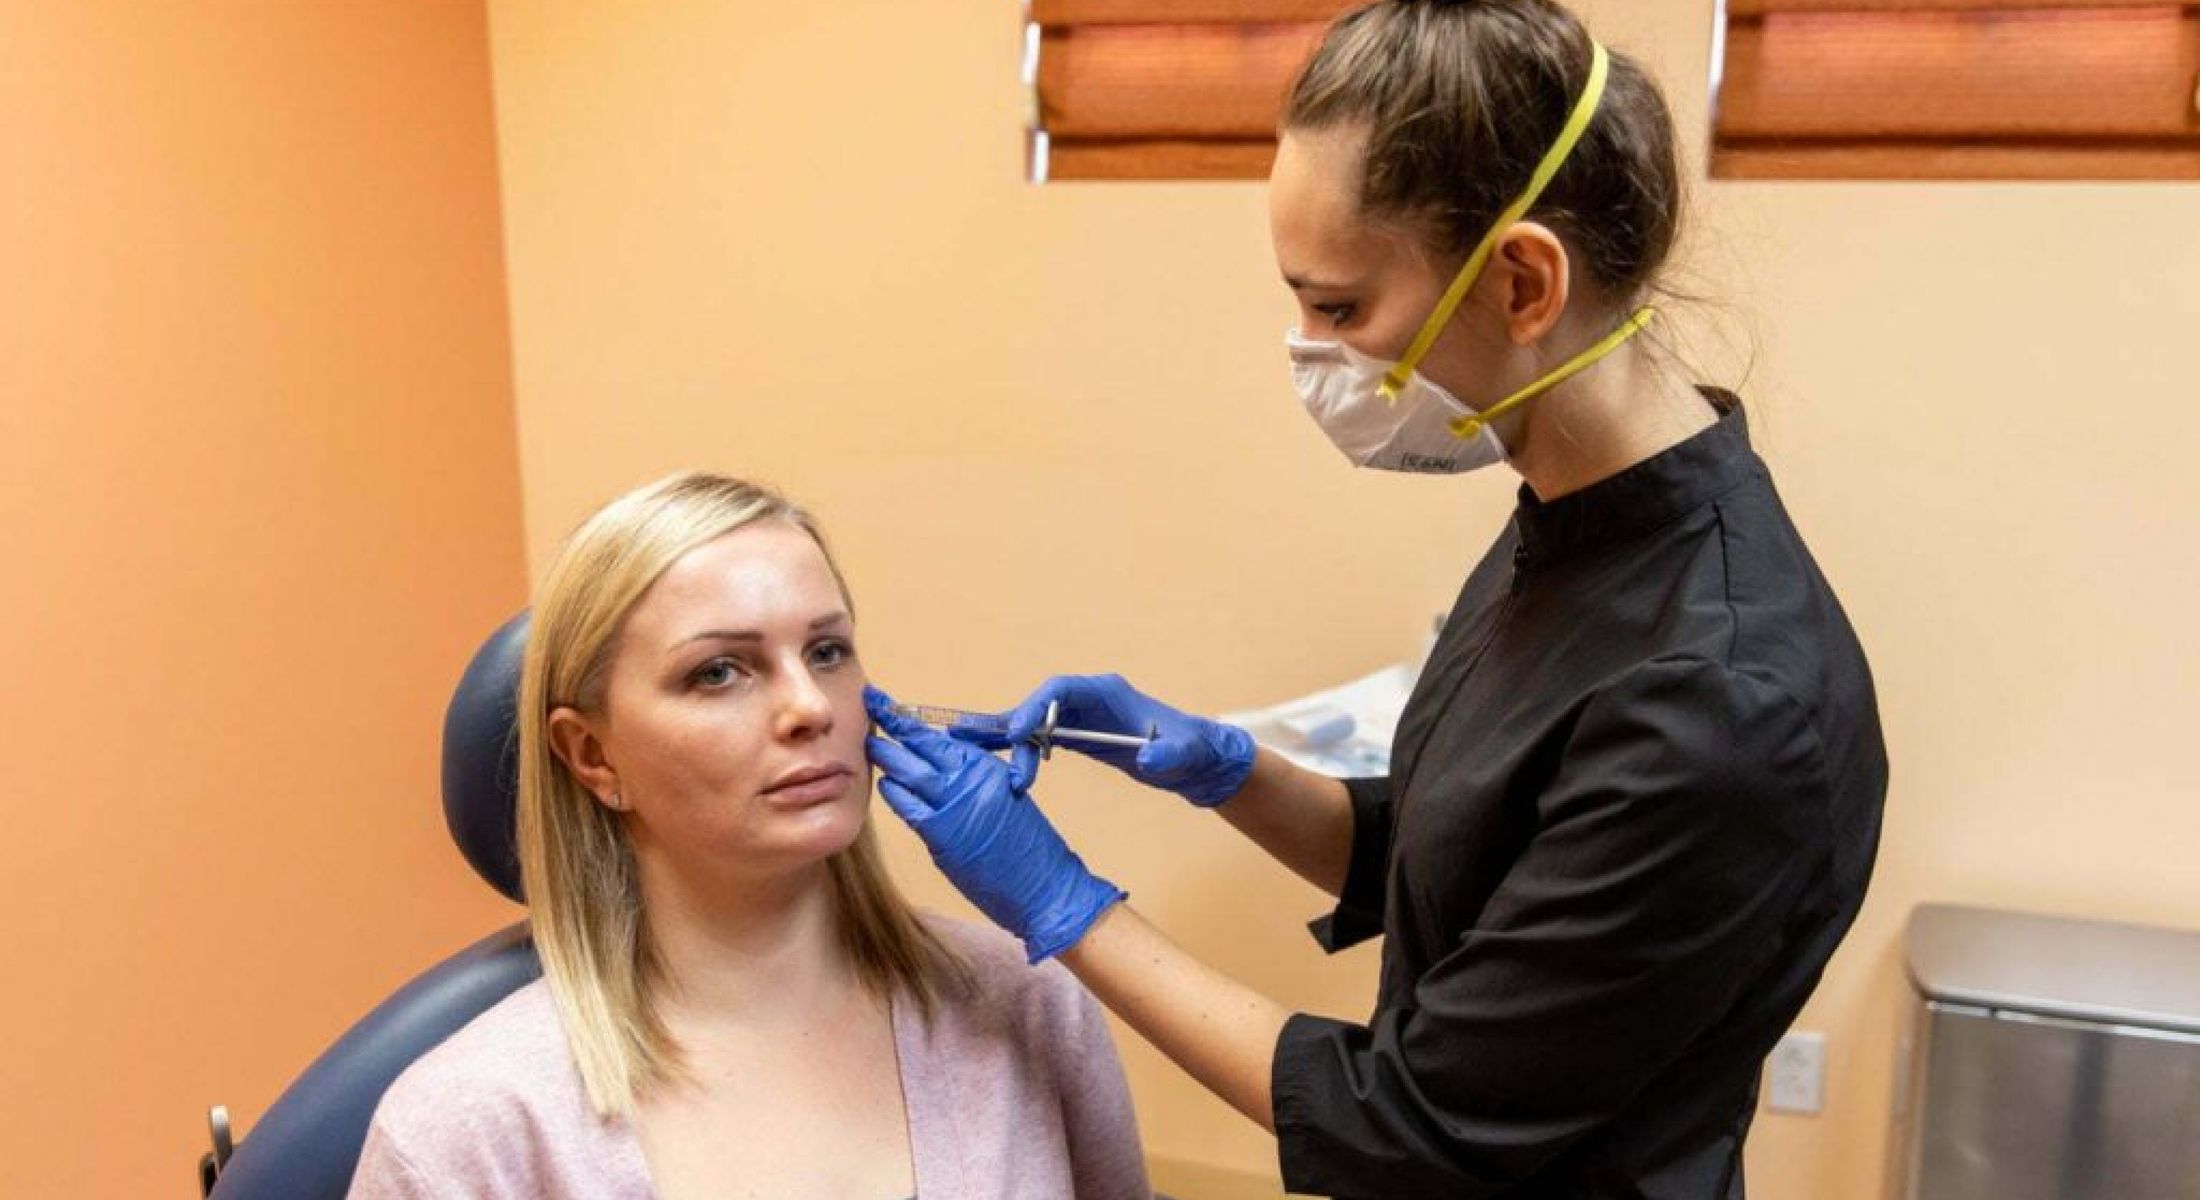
top-left (761, 763), bottom-right (854, 807)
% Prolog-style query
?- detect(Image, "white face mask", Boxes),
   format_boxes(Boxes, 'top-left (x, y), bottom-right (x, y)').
top-left (1283, 40), bottom-right (1656, 477)
top-left (1287, 329), bottom-right (1507, 474)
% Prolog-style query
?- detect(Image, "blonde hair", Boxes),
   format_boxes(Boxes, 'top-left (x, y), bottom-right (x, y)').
top-left (517, 470), bottom-right (964, 1118)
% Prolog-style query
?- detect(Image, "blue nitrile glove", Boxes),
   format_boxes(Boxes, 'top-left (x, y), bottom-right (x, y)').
top-left (865, 686), bottom-right (1126, 963)
top-left (969, 674), bottom-right (1256, 807)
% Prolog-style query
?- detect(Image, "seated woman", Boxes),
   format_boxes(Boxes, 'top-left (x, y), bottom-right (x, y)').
top-left (350, 471), bottom-right (1150, 1200)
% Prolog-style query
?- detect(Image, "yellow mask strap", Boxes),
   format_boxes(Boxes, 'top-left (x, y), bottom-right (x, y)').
top-left (1450, 306), bottom-right (1657, 440)
top-left (1378, 40), bottom-right (1613, 403)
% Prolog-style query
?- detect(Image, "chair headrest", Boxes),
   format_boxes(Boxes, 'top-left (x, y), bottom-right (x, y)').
top-left (440, 611), bottom-right (529, 902)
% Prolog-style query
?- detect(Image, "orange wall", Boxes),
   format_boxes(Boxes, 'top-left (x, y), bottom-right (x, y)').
top-left (486, 0), bottom-right (2200, 1195)
top-left (0, 4), bottom-right (526, 1196)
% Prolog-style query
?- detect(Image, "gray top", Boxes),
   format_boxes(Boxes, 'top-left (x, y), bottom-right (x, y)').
top-left (1905, 903), bottom-right (2200, 1035)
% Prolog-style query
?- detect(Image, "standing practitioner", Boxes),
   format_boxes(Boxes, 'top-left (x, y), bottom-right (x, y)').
top-left (868, 2), bottom-right (1887, 1196)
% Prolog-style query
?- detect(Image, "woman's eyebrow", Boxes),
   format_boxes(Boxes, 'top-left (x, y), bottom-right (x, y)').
top-left (1284, 272), bottom-right (1357, 291)
top-left (677, 630), bottom-right (760, 647)
top-left (673, 612), bottom-right (851, 649)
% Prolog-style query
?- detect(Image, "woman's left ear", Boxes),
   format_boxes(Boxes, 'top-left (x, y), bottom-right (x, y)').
top-left (547, 705), bottom-right (621, 808)
top-left (1498, 223), bottom-right (1571, 346)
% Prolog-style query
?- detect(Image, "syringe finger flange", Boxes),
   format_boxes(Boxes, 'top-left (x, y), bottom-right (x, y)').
top-left (1039, 698), bottom-right (1061, 761)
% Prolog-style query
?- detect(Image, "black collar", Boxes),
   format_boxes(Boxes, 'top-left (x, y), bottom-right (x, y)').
top-left (1512, 389), bottom-right (1759, 563)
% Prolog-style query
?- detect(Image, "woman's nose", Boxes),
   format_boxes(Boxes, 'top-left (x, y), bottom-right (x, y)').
top-left (775, 664), bottom-right (835, 740)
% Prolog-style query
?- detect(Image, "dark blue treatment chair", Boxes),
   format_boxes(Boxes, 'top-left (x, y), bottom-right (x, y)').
top-left (198, 613), bottom-right (537, 1198)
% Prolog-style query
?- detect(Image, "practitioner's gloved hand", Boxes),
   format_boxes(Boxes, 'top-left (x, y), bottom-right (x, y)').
top-left (866, 686), bottom-right (1126, 963)
top-left (966, 674), bottom-right (1256, 807)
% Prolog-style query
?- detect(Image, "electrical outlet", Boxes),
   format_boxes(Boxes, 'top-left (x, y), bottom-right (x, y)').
top-left (1766, 1030), bottom-right (1826, 1114)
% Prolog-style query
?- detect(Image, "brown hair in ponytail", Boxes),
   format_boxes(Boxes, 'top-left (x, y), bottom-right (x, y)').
top-left (1283, 0), bottom-right (1683, 303)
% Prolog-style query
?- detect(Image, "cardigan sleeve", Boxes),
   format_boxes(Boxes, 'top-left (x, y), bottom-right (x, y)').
top-left (346, 1119), bottom-right (447, 1200)
top-left (1045, 964), bottom-right (1154, 1200)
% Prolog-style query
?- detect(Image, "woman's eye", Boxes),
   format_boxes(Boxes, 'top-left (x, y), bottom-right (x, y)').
top-left (809, 639), bottom-right (855, 670)
top-left (689, 657), bottom-right (746, 689)
top-left (1312, 302), bottom-right (1356, 327)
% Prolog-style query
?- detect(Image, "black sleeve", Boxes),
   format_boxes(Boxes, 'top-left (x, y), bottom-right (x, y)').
top-left (1307, 775), bottom-right (1395, 953)
top-left (1273, 658), bottom-right (1831, 1198)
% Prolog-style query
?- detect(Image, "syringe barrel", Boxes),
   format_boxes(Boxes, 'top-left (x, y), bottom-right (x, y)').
top-left (887, 704), bottom-right (1010, 735)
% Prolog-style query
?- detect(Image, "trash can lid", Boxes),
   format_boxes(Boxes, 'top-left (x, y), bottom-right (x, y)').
top-left (1906, 904), bottom-right (2200, 1036)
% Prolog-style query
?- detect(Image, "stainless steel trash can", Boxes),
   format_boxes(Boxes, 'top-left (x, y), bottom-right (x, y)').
top-left (1886, 904), bottom-right (2200, 1199)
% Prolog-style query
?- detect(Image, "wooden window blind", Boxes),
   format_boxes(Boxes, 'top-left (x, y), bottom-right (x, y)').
top-left (1030, 1), bottom-right (2200, 182)
top-left (1026, 0), bottom-right (1360, 180)
top-left (1712, 0), bottom-right (2200, 180)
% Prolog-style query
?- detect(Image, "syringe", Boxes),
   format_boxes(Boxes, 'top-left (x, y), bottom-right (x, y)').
top-left (886, 700), bottom-right (1156, 758)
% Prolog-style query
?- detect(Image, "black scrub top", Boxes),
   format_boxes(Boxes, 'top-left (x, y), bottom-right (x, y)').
top-left (1272, 397), bottom-right (1886, 1199)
